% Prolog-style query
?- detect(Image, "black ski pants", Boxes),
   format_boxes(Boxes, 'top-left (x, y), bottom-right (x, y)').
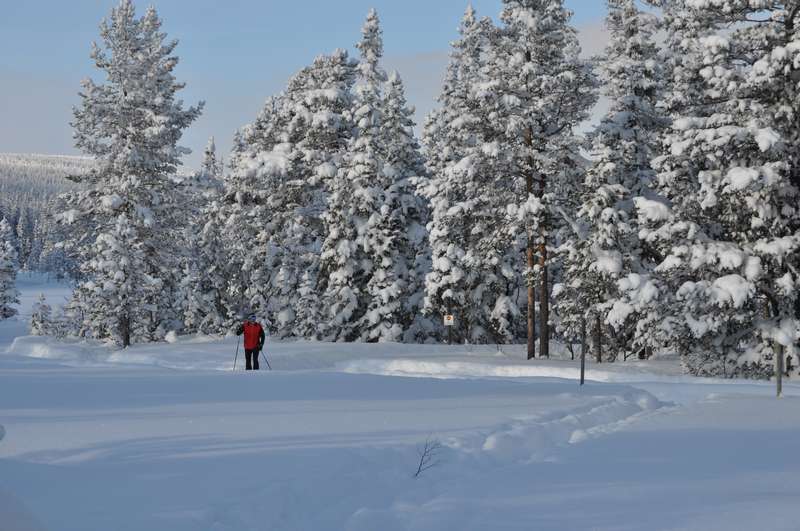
top-left (245, 349), bottom-right (260, 370)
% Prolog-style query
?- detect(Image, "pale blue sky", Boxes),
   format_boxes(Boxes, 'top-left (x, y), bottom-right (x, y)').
top-left (0, 1), bottom-right (609, 168)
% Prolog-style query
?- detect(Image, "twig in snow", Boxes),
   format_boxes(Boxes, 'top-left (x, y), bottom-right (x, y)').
top-left (413, 437), bottom-right (443, 478)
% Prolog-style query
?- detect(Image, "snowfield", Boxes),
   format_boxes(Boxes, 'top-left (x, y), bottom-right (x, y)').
top-left (1, 276), bottom-right (799, 531)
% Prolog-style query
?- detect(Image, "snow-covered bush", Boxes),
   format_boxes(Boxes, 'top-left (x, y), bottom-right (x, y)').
top-left (29, 293), bottom-right (52, 336)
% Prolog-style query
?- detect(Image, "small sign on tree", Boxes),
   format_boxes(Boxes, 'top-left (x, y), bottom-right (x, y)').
top-left (444, 315), bottom-right (455, 327)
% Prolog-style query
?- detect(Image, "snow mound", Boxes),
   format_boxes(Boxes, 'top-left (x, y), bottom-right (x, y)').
top-left (338, 358), bottom-right (599, 380)
top-left (6, 335), bottom-right (107, 364)
top-left (338, 358), bottom-right (686, 384)
top-left (478, 390), bottom-right (662, 463)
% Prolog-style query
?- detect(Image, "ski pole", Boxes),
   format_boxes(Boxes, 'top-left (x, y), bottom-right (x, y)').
top-left (233, 337), bottom-right (240, 371)
top-left (261, 350), bottom-right (272, 370)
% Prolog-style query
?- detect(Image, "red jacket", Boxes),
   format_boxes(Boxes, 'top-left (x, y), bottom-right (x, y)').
top-left (239, 322), bottom-right (265, 350)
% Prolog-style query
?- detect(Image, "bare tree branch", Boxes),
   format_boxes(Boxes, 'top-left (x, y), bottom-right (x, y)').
top-left (413, 437), bottom-right (444, 479)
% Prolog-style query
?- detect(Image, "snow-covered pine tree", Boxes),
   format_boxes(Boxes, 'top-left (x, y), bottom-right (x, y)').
top-left (61, 0), bottom-right (202, 346)
top-left (318, 11), bottom-right (386, 341)
top-left (0, 218), bottom-right (20, 319)
top-left (421, 7), bottom-right (523, 344)
top-left (491, 0), bottom-right (597, 357)
top-left (637, 0), bottom-right (800, 378)
top-left (557, 0), bottom-right (663, 362)
top-left (79, 214), bottom-right (160, 344)
top-left (30, 293), bottom-right (53, 336)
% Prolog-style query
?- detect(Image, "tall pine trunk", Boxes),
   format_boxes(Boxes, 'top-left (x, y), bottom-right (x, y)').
top-left (120, 311), bottom-right (131, 348)
top-left (539, 242), bottom-right (549, 358)
top-left (532, 99), bottom-right (549, 358)
top-left (527, 245), bottom-right (536, 360)
top-left (525, 125), bottom-right (536, 360)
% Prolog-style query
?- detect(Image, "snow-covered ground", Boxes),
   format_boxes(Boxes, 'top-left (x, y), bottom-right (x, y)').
top-left (1, 275), bottom-right (798, 530)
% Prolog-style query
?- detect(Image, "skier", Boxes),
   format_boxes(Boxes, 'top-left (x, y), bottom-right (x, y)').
top-left (236, 314), bottom-right (265, 371)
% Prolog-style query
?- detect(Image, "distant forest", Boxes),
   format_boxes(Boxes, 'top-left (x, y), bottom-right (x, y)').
top-left (0, 153), bottom-right (91, 276)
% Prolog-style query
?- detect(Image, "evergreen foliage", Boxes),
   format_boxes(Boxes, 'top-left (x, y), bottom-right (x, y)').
top-left (0, 218), bottom-right (20, 319)
top-left (421, 7), bottom-right (522, 344)
top-left (19, 0), bottom-right (797, 382)
top-left (633, 0), bottom-right (800, 376)
top-left (557, 0), bottom-right (664, 361)
top-left (60, 0), bottom-right (202, 346)
top-left (30, 293), bottom-right (53, 336)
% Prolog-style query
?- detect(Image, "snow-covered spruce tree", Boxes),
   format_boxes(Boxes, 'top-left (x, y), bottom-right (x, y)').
top-left (646, 0), bottom-right (710, 118)
top-left (40, 197), bottom-right (79, 281)
top-left (286, 51), bottom-right (359, 339)
top-left (30, 293), bottom-right (53, 336)
top-left (318, 11), bottom-right (387, 342)
top-left (222, 95), bottom-right (299, 333)
top-left (1, 210), bottom-right (20, 268)
top-left (184, 209), bottom-right (234, 335)
top-left (490, 0), bottom-right (597, 357)
top-left (356, 9), bottom-right (387, 90)
top-left (177, 136), bottom-right (225, 335)
top-left (546, 143), bottom-right (591, 358)
top-left (27, 216), bottom-right (46, 272)
top-left (313, 9), bottom-right (429, 343)
top-left (220, 50), bottom-right (357, 337)
top-left (206, 96), bottom-right (285, 332)
top-left (637, 0), bottom-right (800, 378)
top-left (556, 0), bottom-right (663, 362)
top-left (608, 0), bottom-right (712, 364)
top-left (15, 207), bottom-right (35, 270)
top-left (61, 0), bottom-right (202, 346)
top-left (421, 8), bottom-right (523, 344)
top-left (358, 75), bottom-right (422, 342)
top-left (200, 136), bottom-right (223, 182)
top-left (0, 218), bottom-right (20, 319)
top-left (178, 146), bottom-right (241, 338)
top-left (372, 71), bottom-right (432, 342)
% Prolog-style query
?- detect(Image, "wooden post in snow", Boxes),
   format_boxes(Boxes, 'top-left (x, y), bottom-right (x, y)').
top-left (594, 314), bottom-right (602, 364)
top-left (776, 343), bottom-right (784, 398)
top-left (539, 247), bottom-right (549, 359)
